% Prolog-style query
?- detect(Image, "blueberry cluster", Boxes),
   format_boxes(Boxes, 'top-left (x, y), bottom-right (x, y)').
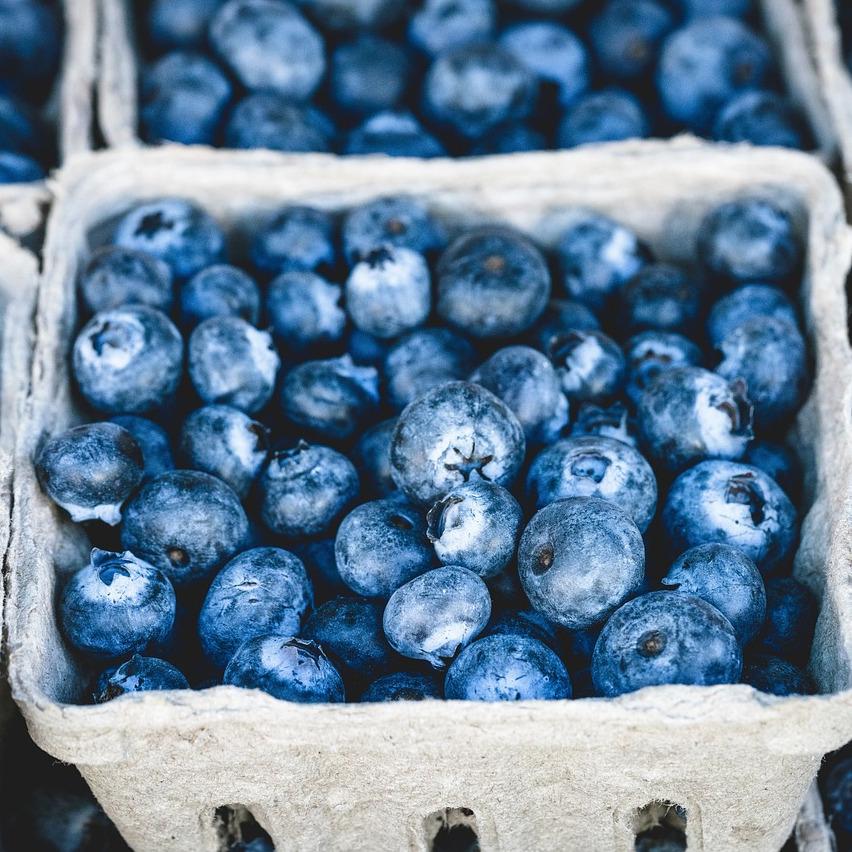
top-left (0, 0), bottom-right (63, 184)
top-left (40, 191), bottom-right (818, 705)
top-left (138, 0), bottom-right (810, 157)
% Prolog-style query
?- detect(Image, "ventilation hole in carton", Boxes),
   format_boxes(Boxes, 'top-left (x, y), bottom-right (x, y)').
top-left (213, 804), bottom-right (274, 851)
top-left (633, 801), bottom-right (687, 851)
top-left (425, 807), bottom-right (481, 852)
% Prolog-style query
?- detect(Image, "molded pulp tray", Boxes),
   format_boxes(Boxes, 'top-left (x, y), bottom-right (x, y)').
top-left (97, 0), bottom-right (836, 163)
top-left (6, 140), bottom-right (852, 852)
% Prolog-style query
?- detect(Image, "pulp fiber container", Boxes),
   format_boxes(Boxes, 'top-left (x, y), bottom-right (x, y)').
top-left (0, 0), bottom-right (98, 241)
top-left (6, 140), bottom-right (852, 852)
top-left (795, 781), bottom-right (836, 852)
top-left (0, 234), bottom-right (38, 773)
top-left (804, 0), bottom-right (852, 196)
top-left (97, 0), bottom-right (836, 161)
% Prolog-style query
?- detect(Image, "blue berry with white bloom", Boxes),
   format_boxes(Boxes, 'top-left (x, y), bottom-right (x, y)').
top-left (548, 329), bottom-right (625, 404)
top-left (755, 576), bottom-right (817, 664)
top-left (73, 306), bottom-right (184, 415)
top-left (224, 93), bottom-right (333, 153)
top-left (180, 264), bottom-right (260, 328)
top-left (179, 405), bottom-right (269, 499)
top-left (331, 36), bottom-right (410, 116)
top-left (624, 331), bottom-right (702, 406)
top-left (79, 247), bottom-right (173, 315)
top-left (383, 566), bottom-right (491, 668)
top-left (111, 415), bottom-right (174, 482)
top-left (558, 90), bottom-right (649, 149)
top-left (571, 401), bottom-right (637, 447)
top-left (266, 270), bottom-right (345, 354)
top-left (361, 672), bottom-right (442, 702)
top-left (251, 205), bottom-right (336, 277)
top-left (36, 423), bottom-right (144, 525)
top-left (620, 263), bottom-right (702, 334)
top-left (408, 0), bottom-right (495, 57)
top-left (345, 111), bottom-right (446, 159)
top-left (518, 497), bottom-right (645, 629)
top-left (60, 549), bottom-right (176, 659)
top-left (199, 547), bottom-right (312, 669)
top-left (713, 91), bottom-right (806, 150)
top-left (445, 634), bottom-right (572, 701)
top-left (591, 591), bottom-right (742, 696)
top-left (426, 482), bottom-right (522, 578)
top-left (224, 635), bottom-right (344, 703)
top-left (706, 284), bottom-right (798, 348)
top-left (94, 655), bottom-right (189, 703)
top-left (259, 442), bottom-right (358, 538)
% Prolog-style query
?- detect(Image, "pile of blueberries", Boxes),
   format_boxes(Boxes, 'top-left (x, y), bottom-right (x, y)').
top-left (0, 0), bottom-right (63, 184)
top-left (37, 190), bottom-right (819, 705)
top-left (139, 0), bottom-right (812, 157)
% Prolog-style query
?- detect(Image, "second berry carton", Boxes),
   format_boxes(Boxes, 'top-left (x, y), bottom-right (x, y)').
top-left (5, 139), bottom-right (852, 851)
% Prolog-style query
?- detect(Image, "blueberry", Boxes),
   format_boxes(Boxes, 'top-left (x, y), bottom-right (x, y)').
top-left (60, 549), bottom-right (176, 659)
top-left (437, 227), bottom-right (550, 339)
top-left (445, 634), bottom-right (572, 701)
top-left (589, 0), bottom-right (674, 81)
top-left (500, 22), bottom-right (589, 106)
top-left (251, 205), bottom-right (336, 278)
top-left (715, 317), bottom-right (807, 429)
top-left (754, 576), bottom-right (817, 664)
top-left (266, 270), bottom-right (345, 354)
top-left (280, 355), bottom-right (379, 441)
top-left (180, 264), bottom-right (260, 328)
top-left (383, 566), bottom-right (491, 668)
top-left (713, 91), bottom-right (806, 149)
top-left (518, 497), bottom-right (645, 629)
top-left (210, 0), bottom-right (325, 100)
top-left (823, 755), bottom-right (852, 837)
top-left (94, 655), bottom-right (189, 703)
top-left (146, 0), bottom-right (224, 51)
top-left (744, 440), bottom-right (800, 499)
top-left (424, 44), bottom-right (535, 141)
top-left (678, 0), bottom-right (753, 18)
top-left (345, 246), bottom-right (431, 339)
top-left (526, 436), bottom-right (657, 532)
top-left (531, 299), bottom-right (600, 352)
top-left (259, 442), bottom-right (358, 538)
top-left (36, 423), bottom-right (144, 525)
top-left (298, 0), bottom-right (407, 31)
top-left (741, 653), bottom-right (813, 696)
top-left (140, 52), bottom-right (233, 146)
top-left (547, 329), bottom-right (625, 403)
top-left (335, 496), bottom-right (435, 597)
top-left (706, 283), bottom-right (797, 348)
top-left (114, 199), bottom-right (225, 281)
top-left (662, 543), bottom-right (765, 643)
top-left (390, 381), bottom-right (526, 505)
top-left (591, 591), bottom-right (742, 696)
top-left (361, 671), bottom-right (442, 702)
top-left (637, 367), bottom-right (752, 473)
top-left (179, 405), bottom-right (269, 498)
top-left (224, 635), bottom-right (344, 703)
top-left (696, 196), bottom-right (801, 285)
top-left (188, 316), bottom-right (280, 414)
top-left (73, 306), bottom-right (184, 415)
top-left (0, 0), bottom-right (62, 93)
top-left (558, 89), bottom-right (649, 149)
top-left (571, 401), bottom-right (637, 447)
top-left (408, 0), bottom-right (495, 57)
top-left (354, 417), bottom-right (397, 497)
top-left (342, 196), bottom-right (447, 266)
top-left (110, 415), bottom-right (175, 482)
top-left (331, 36), bottom-right (409, 116)
top-left (345, 111), bottom-right (446, 159)
top-left (426, 481), bottom-right (522, 578)
top-left (78, 246), bottom-right (173, 315)
top-left (507, 0), bottom-right (582, 10)
top-left (656, 18), bottom-right (772, 133)
top-left (199, 547), bottom-right (312, 669)
top-left (662, 461), bottom-right (797, 573)
top-left (554, 211), bottom-right (650, 311)
top-left (624, 331), bottom-right (702, 406)
top-left (620, 263), bottom-right (702, 334)
top-left (0, 151), bottom-right (43, 183)
top-left (484, 609), bottom-right (562, 652)
top-left (471, 124), bottom-right (547, 155)
top-left (224, 93), bottom-right (333, 153)
top-left (302, 597), bottom-right (396, 686)
top-left (471, 346), bottom-right (569, 445)
top-left (121, 469), bottom-right (249, 584)
top-left (384, 328), bottom-right (475, 410)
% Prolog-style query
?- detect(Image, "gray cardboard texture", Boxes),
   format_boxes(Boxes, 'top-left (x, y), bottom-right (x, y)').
top-left (5, 141), bottom-right (852, 851)
top-left (98, 0), bottom-right (837, 162)
top-left (0, 0), bottom-right (98, 241)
